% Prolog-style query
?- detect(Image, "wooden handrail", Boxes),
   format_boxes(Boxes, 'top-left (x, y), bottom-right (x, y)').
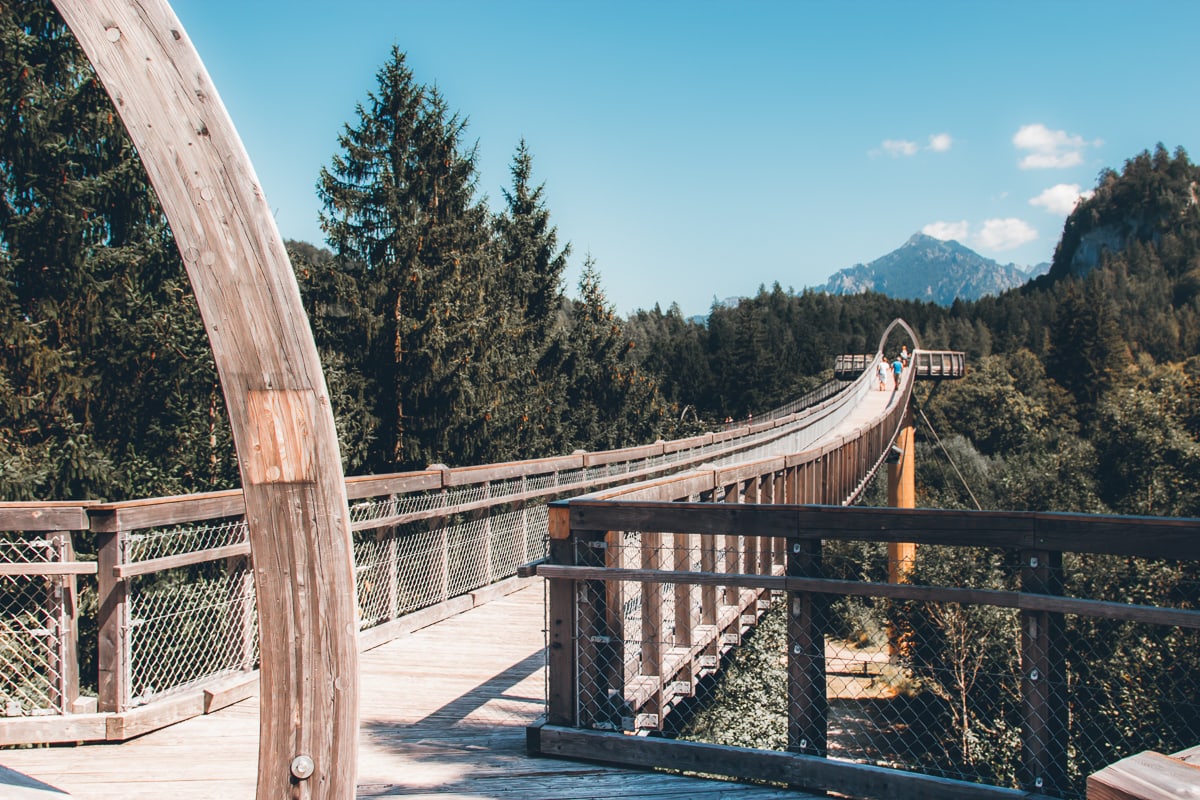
top-left (555, 501), bottom-right (1200, 561)
top-left (0, 562), bottom-right (98, 577)
top-left (536, 564), bottom-right (1200, 630)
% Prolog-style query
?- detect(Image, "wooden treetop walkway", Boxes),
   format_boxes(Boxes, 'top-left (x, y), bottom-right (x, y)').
top-left (0, 583), bottom-right (816, 799)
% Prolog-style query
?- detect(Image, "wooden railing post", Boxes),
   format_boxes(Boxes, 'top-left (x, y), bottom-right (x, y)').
top-left (227, 552), bottom-right (256, 672)
top-left (545, 504), bottom-right (577, 727)
top-left (384, 498), bottom-right (400, 622)
top-left (639, 530), bottom-right (663, 727)
top-left (698, 493), bottom-right (719, 670)
top-left (482, 482), bottom-right (494, 583)
top-left (722, 481), bottom-right (740, 612)
top-left (1020, 546), bottom-right (1066, 795)
top-left (672, 530), bottom-right (694, 700)
top-left (49, 531), bottom-right (82, 714)
top-left (95, 527), bottom-right (129, 714)
top-left (787, 533), bottom-right (826, 759)
top-left (518, 476), bottom-right (530, 564)
top-left (551, 502), bottom-right (626, 733)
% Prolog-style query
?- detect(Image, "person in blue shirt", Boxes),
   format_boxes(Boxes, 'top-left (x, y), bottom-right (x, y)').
top-left (892, 355), bottom-right (903, 389)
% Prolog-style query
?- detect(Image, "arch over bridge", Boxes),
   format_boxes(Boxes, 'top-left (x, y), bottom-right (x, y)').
top-left (0, 310), bottom-right (950, 798)
top-left (10, 3), bottom-right (1196, 799)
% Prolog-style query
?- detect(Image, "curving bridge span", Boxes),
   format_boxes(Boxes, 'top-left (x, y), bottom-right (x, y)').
top-left (0, 320), bottom-right (971, 797)
top-left (6, 2), bottom-right (1196, 798)
top-left (4, 318), bottom-right (1197, 800)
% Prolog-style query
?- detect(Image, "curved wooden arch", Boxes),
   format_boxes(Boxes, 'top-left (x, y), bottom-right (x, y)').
top-left (878, 317), bottom-right (922, 355)
top-left (50, 2), bottom-right (358, 798)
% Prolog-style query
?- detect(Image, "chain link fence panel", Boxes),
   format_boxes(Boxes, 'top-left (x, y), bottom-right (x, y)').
top-left (588, 539), bottom-right (1200, 800)
top-left (0, 534), bottom-right (71, 716)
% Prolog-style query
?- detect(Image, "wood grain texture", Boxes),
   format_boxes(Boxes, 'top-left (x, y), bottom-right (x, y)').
top-left (49, 2), bottom-right (357, 798)
top-left (0, 504), bottom-right (89, 532)
top-left (1087, 750), bottom-right (1200, 800)
top-left (0, 586), bottom-right (811, 800)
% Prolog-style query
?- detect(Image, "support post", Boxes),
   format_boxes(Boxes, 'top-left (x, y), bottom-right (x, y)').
top-left (1020, 547), bottom-right (1067, 795)
top-left (545, 504), bottom-right (577, 728)
top-left (50, 532), bottom-right (82, 714)
top-left (95, 529), bottom-right (129, 714)
top-left (639, 531), bottom-right (663, 728)
top-left (787, 536), bottom-right (826, 760)
top-left (672, 531), bottom-right (694, 699)
top-left (227, 552), bottom-right (257, 672)
top-left (887, 406), bottom-right (916, 583)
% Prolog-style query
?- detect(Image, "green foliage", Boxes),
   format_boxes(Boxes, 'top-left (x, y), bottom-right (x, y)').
top-left (0, 0), bottom-right (235, 500)
top-left (317, 50), bottom-right (502, 470)
top-left (1092, 363), bottom-right (1200, 516)
top-left (679, 602), bottom-right (788, 750)
top-left (488, 140), bottom-right (572, 460)
top-left (889, 546), bottom-right (1022, 786)
top-left (556, 259), bottom-right (670, 450)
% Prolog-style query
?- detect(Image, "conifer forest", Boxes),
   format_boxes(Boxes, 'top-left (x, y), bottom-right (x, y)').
top-left (5, 4), bottom-right (1200, 794)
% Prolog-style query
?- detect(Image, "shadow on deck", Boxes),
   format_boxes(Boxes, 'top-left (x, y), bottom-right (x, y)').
top-left (1, 585), bottom-right (817, 799)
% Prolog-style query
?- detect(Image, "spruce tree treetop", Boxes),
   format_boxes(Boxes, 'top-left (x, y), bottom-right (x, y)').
top-left (316, 47), bottom-right (500, 470)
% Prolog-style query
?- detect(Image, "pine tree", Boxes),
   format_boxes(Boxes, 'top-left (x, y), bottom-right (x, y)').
top-left (317, 49), bottom-right (500, 470)
top-left (0, 1), bottom-right (233, 499)
top-left (560, 258), bottom-right (668, 450)
top-left (491, 140), bottom-right (570, 459)
top-left (1045, 280), bottom-right (1130, 413)
top-left (289, 240), bottom-right (378, 474)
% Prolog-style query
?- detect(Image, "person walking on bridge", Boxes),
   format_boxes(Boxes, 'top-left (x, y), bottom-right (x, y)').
top-left (876, 360), bottom-right (887, 390)
top-left (892, 354), bottom-right (903, 389)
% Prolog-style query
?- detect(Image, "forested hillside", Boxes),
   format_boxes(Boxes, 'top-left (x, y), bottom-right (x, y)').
top-left (0, 6), bottom-right (671, 500)
top-left (632, 144), bottom-right (1200, 517)
top-left (5, 0), bottom-right (1200, 521)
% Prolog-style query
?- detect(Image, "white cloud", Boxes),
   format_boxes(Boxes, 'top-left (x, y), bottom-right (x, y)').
top-left (976, 218), bottom-right (1038, 250)
top-left (923, 220), bottom-right (970, 242)
top-left (1029, 183), bottom-right (1095, 215)
top-left (927, 133), bottom-right (953, 152)
top-left (881, 139), bottom-right (919, 157)
top-left (1013, 123), bottom-right (1097, 169)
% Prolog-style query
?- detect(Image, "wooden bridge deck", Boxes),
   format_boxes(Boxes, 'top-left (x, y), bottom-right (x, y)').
top-left (1, 584), bottom-right (816, 799)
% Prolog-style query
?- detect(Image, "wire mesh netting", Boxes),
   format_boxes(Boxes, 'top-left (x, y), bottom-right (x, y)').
top-left (128, 558), bottom-right (257, 705)
top-left (355, 505), bottom-right (548, 630)
top-left (126, 517), bottom-right (247, 563)
top-left (0, 534), bottom-right (71, 716)
top-left (569, 535), bottom-right (1200, 800)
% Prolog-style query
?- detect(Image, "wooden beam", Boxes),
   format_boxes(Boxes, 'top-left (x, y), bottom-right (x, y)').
top-left (533, 564), bottom-right (1200, 629)
top-left (1088, 750), bottom-right (1200, 800)
top-left (112, 542), bottom-right (251, 579)
top-left (0, 504), bottom-right (89, 532)
top-left (0, 562), bottom-right (97, 576)
top-left (530, 725), bottom-right (1037, 800)
top-left (561, 501), bottom-right (1200, 561)
top-left (51, 3), bottom-right (358, 798)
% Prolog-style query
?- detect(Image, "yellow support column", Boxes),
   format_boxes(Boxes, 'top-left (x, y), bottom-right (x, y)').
top-left (887, 405), bottom-right (916, 661)
top-left (887, 405), bottom-right (916, 581)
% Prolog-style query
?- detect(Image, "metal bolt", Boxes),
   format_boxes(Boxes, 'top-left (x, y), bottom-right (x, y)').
top-left (793, 643), bottom-right (802, 654)
top-left (792, 543), bottom-right (802, 554)
top-left (799, 738), bottom-right (808, 749)
top-left (1029, 556), bottom-right (1039, 568)
top-left (1029, 669), bottom-right (1040, 682)
top-left (1035, 777), bottom-right (1044, 789)
top-left (290, 754), bottom-right (315, 780)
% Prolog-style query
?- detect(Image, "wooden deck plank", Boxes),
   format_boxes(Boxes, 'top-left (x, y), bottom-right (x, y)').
top-left (0, 585), bottom-right (818, 799)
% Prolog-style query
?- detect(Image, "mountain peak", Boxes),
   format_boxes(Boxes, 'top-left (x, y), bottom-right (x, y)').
top-left (820, 233), bottom-right (1034, 305)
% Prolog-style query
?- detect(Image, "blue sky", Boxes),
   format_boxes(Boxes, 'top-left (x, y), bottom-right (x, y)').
top-left (169, 0), bottom-right (1200, 317)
